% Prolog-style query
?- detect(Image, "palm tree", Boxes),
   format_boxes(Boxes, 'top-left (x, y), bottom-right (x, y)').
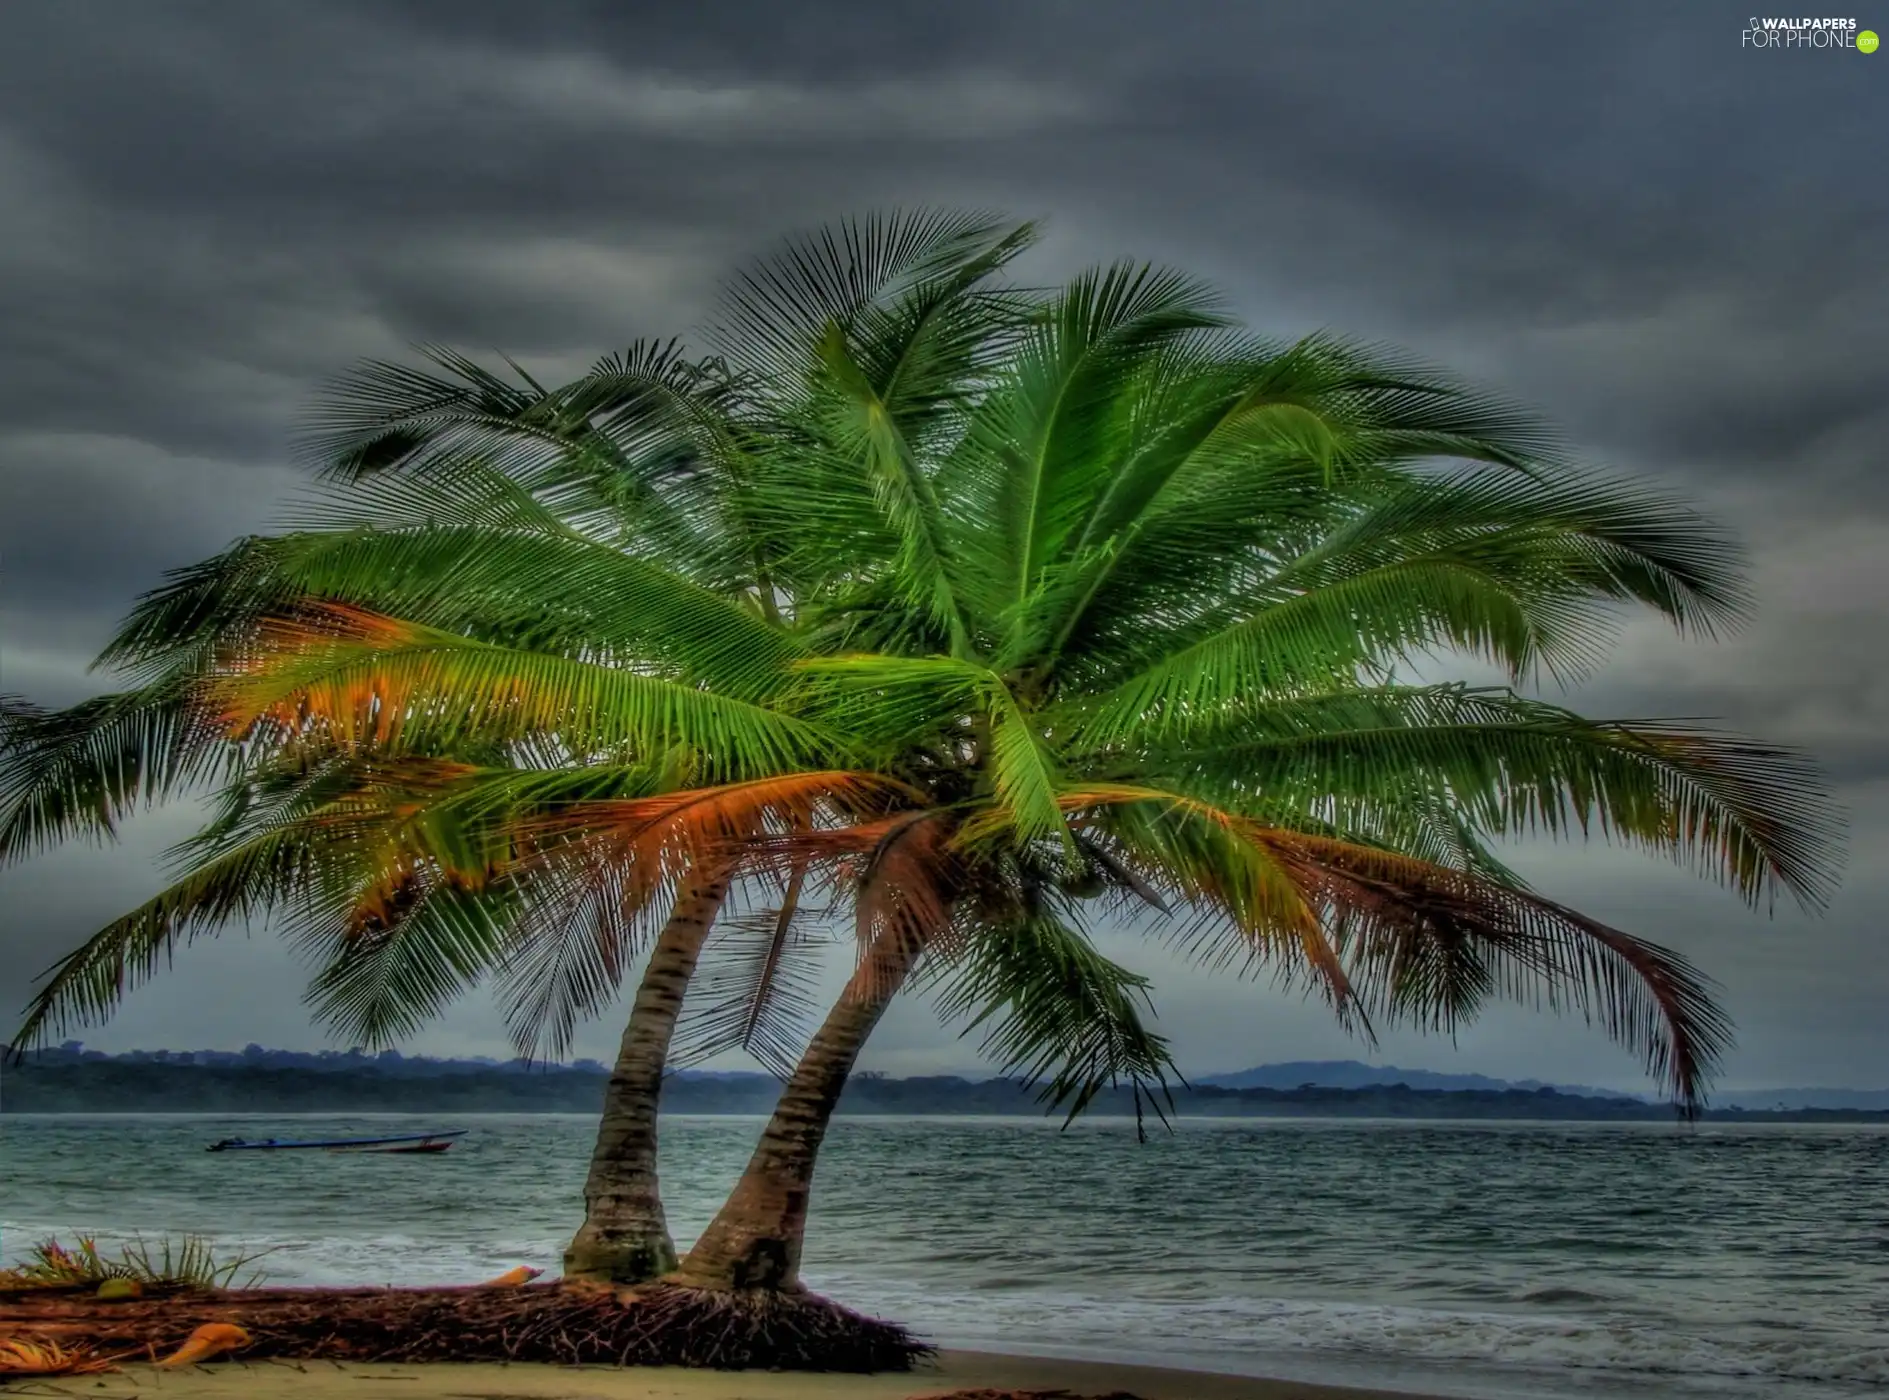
top-left (2, 212), bottom-right (1839, 1336)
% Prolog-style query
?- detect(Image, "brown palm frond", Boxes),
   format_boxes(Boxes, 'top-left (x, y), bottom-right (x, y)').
top-left (1060, 784), bottom-right (1727, 1105)
top-left (501, 773), bottom-right (891, 986)
top-left (491, 774), bottom-right (905, 1056)
top-left (305, 765), bottom-right (504, 941)
top-left (341, 824), bottom-right (498, 939)
top-left (0, 1335), bottom-right (120, 1377)
top-left (1249, 830), bottom-right (1730, 1112)
top-left (721, 808), bottom-right (925, 878)
top-left (523, 770), bottom-right (913, 872)
top-left (335, 755), bottom-right (486, 796)
top-left (739, 810), bottom-right (967, 997)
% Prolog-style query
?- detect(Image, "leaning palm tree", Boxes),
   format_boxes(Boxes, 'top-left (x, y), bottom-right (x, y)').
top-left (3, 213), bottom-right (1839, 1346)
top-left (186, 234), bottom-right (1841, 1304)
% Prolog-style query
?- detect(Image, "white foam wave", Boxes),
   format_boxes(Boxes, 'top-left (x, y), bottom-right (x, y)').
top-left (808, 1275), bottom-right (1889, 1392)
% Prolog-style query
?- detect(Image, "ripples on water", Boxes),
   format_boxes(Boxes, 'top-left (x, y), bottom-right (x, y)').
top-left (4, 1115), bottom-right (1885, 1400)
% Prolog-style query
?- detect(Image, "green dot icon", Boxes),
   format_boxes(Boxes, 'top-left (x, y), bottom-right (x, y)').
top-left (1860, 29), bottom-right (1881, 52)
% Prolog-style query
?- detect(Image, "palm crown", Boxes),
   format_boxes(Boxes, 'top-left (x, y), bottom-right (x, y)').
top-left (2, 211), bottom-right (1836, 1124)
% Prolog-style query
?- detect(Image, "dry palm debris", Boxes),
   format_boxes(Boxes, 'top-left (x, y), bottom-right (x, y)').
top-left (0, 1334), bottom-right (120, 1379)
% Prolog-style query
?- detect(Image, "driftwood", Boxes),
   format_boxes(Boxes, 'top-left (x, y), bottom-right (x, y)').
top-left (0, 1281), bottom-right (930, 1372)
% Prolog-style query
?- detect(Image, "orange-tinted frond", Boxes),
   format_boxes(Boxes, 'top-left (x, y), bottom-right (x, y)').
top-left (249, 601), bottom-right (425, 651)
top-left (508, 772), bottom-right (912, 972)
top-left (1059, 783), bottom-right (1246, 834)
top-left (347, 855), bottom-right (425, 937)
top-left (209, 605), bottom-right (423, 739)
top-left (1246, 830), bottom-right (1728, 1110)
top-left (1057, 784), bottom-right (1200, 813)
top-left (525, 770), bottom-right (912, 880)
top-left (349, 757), bottom-right (484, 793)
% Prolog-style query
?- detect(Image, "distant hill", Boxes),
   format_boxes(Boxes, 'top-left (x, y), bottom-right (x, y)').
top-left (1199, 1059), bottom-right (1645, 1099)
top-left (1200, 1061), bottom-right (1889, 1111)
top-left (3, 1046), bottom-right (1885, 1122)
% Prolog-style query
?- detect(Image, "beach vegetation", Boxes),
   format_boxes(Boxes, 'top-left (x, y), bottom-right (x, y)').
top-left (0, 1235), bottom-right (271, 1292)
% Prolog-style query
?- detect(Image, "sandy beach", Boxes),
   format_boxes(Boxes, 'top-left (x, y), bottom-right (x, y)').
top-left (32, 1351), bottom-right (1428, 1400)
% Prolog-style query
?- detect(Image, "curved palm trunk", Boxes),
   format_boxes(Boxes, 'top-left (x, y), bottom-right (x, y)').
top-left (673, 936), bottom-right (924, 1292)
top-left (563, 876), bottom-right (730, 1284)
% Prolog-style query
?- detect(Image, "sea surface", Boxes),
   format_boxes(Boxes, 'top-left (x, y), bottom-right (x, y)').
top-left (2, 1114), bottom-right (1885, 1399)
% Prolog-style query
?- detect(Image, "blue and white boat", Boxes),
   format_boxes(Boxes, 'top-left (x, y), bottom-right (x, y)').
top-left (205, 1129), bottom-right (466, 1154)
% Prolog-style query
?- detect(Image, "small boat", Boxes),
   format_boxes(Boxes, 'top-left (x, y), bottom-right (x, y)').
top-left (205, 1130), bottom-right (467, 1154)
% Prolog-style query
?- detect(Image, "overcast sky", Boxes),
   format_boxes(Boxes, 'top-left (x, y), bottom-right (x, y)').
top-left (1, 1), bottom-right (1882, 1094)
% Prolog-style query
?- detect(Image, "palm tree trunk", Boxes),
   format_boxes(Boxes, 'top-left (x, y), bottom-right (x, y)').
top-left (562, 875), bottom-right (730, 1284)
top-left (672, 935), bottom-right (924, 1292)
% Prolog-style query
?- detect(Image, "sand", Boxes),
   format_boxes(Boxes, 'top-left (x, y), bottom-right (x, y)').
top-left (27, 1350), bottom-right (1430, 1399)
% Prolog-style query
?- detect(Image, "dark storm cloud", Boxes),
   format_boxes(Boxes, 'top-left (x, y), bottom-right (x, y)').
top-left (0, 0), bottom-right (1881, 1087)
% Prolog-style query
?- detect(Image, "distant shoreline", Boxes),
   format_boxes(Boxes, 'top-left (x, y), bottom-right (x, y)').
top-left (6, 1060), bottom-right (1886, 1122)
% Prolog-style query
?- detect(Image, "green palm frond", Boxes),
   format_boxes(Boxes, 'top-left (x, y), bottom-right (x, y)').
top-left (928, 912), bottom-right (1179, 1139)
top-left (796, 655), bottom-right (1066, 844)
top-left (0, 686), bottom-right (227, 862)
top-left (296, 345), bottom-right (543, 481)
top-left (267, 526), bottom-right (804, 700)
top-left (300, 881), bottom-right (517, 1049)
top-left (11, 749), bottom-right (531, 1054)
top-left (293, 339), bottom-right (729, 572)
top-left (707, 209), bottom-right (1035, 385)
top-left (811, 325), bottom-right (970, 647)
top-left (91, 538), bottom-right (297, 682)
top-left (966, 262), bottom-right (1229, 631)
top-left (1122, 684), bottom-right (1838, 908)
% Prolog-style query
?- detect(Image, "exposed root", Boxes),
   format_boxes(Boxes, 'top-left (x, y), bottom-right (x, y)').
top-left (614, 1283), bottom-right (930, 1371)
top-left (0, 1281), bottom-right (931, 1372)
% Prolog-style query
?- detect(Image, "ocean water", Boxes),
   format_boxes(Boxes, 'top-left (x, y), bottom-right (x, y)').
top-left (2, 1114), bottom-right (1885, 1400)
